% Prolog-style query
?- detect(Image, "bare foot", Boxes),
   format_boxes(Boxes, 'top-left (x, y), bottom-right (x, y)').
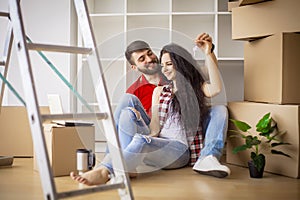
top-left (70, 166), bottom-right (110, 186)
top-left (129, 172), bottom-right (138, 178)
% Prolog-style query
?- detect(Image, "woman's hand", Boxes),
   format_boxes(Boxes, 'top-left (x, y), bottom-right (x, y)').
top-left (129, 107), bottom-right (159, 137)
top-left (149, 132), bottom-right (159, 137)
top-left (195, 33), bottom-right (222, 98)
top-left (129, 107), bottom-right (141, 120)
top-left (195, 33), bottom-right (213, 55)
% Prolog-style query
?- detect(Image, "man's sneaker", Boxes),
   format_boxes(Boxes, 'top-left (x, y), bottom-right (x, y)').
top-left (192, 155), bottom-right (230, 178)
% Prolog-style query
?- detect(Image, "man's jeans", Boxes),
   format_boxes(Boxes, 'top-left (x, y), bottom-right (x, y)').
top-left (101, 93), bottom-right (228, 173)
top-left (102, 94), bottom-right (190, 173)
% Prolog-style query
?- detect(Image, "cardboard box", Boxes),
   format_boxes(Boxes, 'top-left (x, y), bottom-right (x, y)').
top-left (34, 124), bottom-right (95, 177)
top-left (244, 32), bottom-right (300, 104)
top-left (0, 106), bottom-right (49, 157)
top-left (228, 1), bottom-right (240, 12)
top-left (232, 0), bottom-right (300, 40)
top-left (227, 101), bottom-right (300, 178)
top-left (238, 0), bottom-right (271, 6)
top-left (229, 0), bottom-right (268, 12)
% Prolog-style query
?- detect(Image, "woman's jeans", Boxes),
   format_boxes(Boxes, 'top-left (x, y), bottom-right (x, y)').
top-left (101, 94), bottom-right (190, 173)
top-left (101, 93), bottom-right (228, 173)
top-left (200, 104), bottom-right (228, 160)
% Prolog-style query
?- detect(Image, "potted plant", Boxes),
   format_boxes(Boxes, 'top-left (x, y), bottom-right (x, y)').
top-left (229, 112), bottom-right (291, 178)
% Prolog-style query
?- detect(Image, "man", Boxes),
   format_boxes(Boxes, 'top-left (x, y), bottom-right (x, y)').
top-left (125, 40), bottom-right (168, 116)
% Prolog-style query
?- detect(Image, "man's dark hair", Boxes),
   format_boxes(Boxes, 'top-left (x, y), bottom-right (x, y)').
top-left (125, 40), bottom-right (150, 65)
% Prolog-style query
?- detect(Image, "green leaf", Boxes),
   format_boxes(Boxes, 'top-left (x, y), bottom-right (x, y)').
top-left (259, 131), bottom-right (271, 138)
top-left (271, 149), bottom-right (291, 158)
top-left (230, 119), bottom-right (251, 132)
top-left (251, 153), bottom-right (265, 172)
top-left (256, 113), bottom-right (272, 133)
top-left (250, 152), bottom-right (257, 159)
top-left (246, 135), bottom-right (261, 146)
top-left (232, 145), bottom-right (249, 154)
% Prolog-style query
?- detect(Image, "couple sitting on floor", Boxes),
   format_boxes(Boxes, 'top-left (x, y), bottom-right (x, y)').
top-left (71, 32), bottom-right (230, 186)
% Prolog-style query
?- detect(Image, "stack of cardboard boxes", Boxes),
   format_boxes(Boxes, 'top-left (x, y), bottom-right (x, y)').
top-left (0, 106), bottom-right (95, 177)
top-left (226, 0), bottom-right (300, 178)
top-left (0, 106), bottom-right (49, 156)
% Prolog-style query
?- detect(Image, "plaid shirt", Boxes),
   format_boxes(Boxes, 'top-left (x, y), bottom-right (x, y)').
top-left (158, 84), bottom-right (204, 166)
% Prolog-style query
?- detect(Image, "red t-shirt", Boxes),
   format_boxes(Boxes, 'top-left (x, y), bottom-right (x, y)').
top-left (126, 74), bottom-right (167, 117)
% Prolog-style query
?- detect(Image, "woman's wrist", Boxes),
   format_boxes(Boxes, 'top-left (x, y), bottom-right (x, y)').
top-left (205, 43), bottom-right (215, 56)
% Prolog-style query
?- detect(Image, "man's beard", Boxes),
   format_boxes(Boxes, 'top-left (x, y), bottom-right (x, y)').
top-left (138, 62), bottom-right (161, 75)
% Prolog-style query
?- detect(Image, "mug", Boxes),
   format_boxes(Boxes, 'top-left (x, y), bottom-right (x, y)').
top-left (76, 149), bottom-right (95, 174)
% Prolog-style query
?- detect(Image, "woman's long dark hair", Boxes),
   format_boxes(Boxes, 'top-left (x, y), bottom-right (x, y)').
top-left (159, 43), bottom-right (209, 134)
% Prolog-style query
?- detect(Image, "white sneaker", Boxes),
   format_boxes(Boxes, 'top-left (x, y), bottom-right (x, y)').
top-left (192, 155), bottom-right (230, 178)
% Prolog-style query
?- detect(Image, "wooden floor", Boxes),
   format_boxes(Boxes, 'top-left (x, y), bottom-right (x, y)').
top-left (0, 158), bottom-right (299, 200)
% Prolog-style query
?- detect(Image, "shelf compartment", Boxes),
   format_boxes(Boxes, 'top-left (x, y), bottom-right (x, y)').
top-left (90, 0), bottom-right (125, 14)
top-left (172, 15), bottom-right (215, 60)
top-left (218, 14), bottom-right (244, 59)
top-left (172, 0), bottom-right (215, 12)
top-left (91, 16), bottom-right (125, 59)
top-left (127, 0), bottom-right (169, 13)
top-left (127, 15), bottom-right (170, 49)
top-left (218, 0), bottom-right (229, 12)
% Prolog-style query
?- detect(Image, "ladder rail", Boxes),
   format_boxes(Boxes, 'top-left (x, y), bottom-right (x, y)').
top-left (74, 0), bottom-right (134, 199)
top-left (9, 0), bottom-right (58, 199)
top-left (0, 22), bottom-right (13, 109)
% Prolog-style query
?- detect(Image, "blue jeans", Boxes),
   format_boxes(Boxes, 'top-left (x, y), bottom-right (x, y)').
top-left (200, 105), bottom-right (229, 160)
top-left (101, 94), bottom-right (190, 173)
top-left (113, 94), bottom-right (229, 160)
top-left (101, 94), bottom-right (228, 173)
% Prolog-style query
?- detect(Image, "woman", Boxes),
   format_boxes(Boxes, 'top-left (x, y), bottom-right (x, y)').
top-left (71, 33), bottom-right (223, 185)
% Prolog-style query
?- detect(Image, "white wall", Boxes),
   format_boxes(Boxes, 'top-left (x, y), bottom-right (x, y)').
top-left (0, 0), bottom-right (73, 111)
top-left (1, 0), bottom-right (244, 112)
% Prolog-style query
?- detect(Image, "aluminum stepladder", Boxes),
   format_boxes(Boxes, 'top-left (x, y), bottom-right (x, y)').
top-left (0, 11), bottom-right (14, 109)
top-left (7, 0), bottom-right (134, 199)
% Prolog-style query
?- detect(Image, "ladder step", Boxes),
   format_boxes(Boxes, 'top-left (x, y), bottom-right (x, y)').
top-left (27, 43), bottom-right (92, 54)
top-left (57, 182), bottom-right (125, 199)
top-left (41, 113), bottom-right (107, 121)
top-left (0, 12), bottom-right (9, 18)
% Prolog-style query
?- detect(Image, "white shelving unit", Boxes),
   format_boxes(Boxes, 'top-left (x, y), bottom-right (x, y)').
top-left (77, 0), bottom-right (244, 152)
